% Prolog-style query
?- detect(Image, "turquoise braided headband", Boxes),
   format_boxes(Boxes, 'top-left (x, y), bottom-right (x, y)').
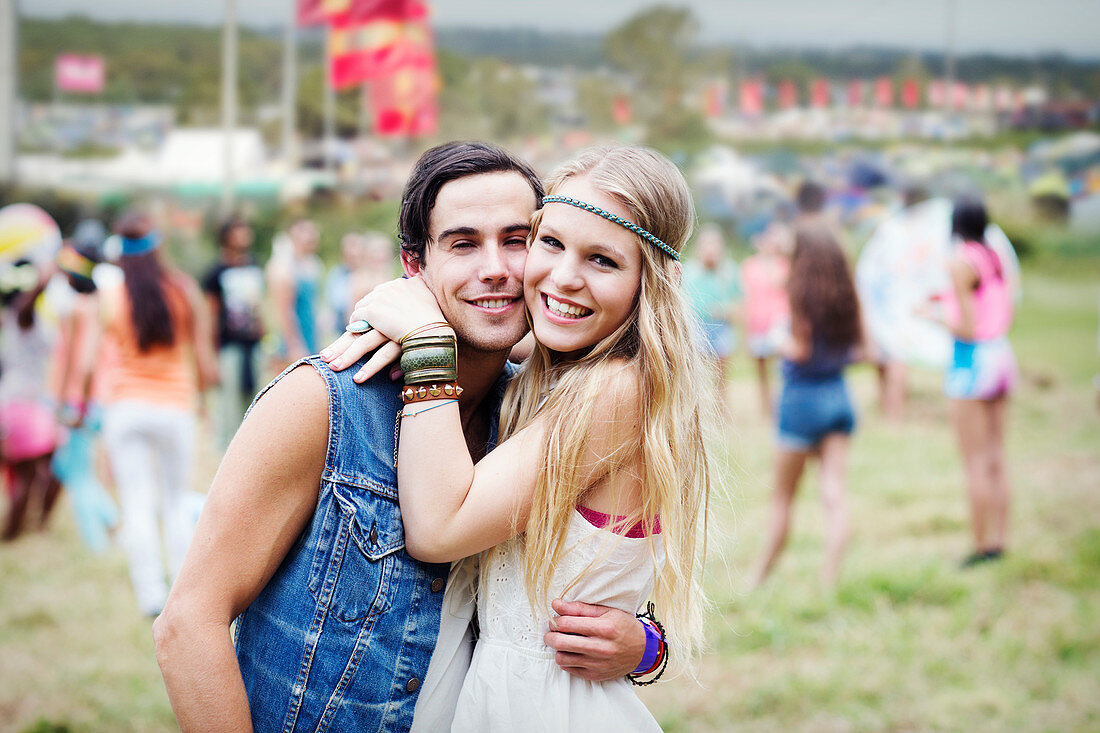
top-left (541, 195), bottom-right (680, 261)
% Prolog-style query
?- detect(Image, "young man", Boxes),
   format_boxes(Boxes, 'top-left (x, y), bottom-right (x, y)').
top-left (201, 216), bottom-right (266, 450)
top-left (154, 143), bottom-right (649, 732)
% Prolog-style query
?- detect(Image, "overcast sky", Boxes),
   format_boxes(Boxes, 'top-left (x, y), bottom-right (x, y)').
top-left (23, 0), bottom-right (1100, 58)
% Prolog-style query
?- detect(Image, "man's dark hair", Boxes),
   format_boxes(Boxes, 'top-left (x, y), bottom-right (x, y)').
top-left (398, 141), bottom-right (543, 262)
top-left (217, 215), bottom-right (249, 247)
top-left (796, 180), bottom-right (826, 214)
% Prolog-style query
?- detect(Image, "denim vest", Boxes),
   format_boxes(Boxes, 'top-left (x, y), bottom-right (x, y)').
top-left (234, 356), bottom-right (508, 733)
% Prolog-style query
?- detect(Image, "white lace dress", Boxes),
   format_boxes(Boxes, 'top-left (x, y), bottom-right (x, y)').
top-left (448, 509), bottom-right (665, 732)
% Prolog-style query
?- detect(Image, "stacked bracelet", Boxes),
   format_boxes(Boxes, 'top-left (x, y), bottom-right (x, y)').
top-left (401, 382), bottom-right (463, 404)
top-left (628, 602), bottom-right (668, 686)
top-left (399, 321), bottom-right (452, 345)
top-left (400, 333), bottom-right (458, 385)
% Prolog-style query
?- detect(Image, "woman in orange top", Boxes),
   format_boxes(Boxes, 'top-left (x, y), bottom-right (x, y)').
top-left (95, 212), bottom-right (217, 617)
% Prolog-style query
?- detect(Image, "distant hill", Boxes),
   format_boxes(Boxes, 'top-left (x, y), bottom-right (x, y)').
top-left (17, 16), bottom-right (1100, 108)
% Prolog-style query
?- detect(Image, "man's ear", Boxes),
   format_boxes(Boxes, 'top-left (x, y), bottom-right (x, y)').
top-left (400, 248), bottom-right (422, 278)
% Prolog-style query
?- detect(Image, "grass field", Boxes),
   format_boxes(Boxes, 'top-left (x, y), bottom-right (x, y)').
top-left (2, 264), bottom-right (1098, 732)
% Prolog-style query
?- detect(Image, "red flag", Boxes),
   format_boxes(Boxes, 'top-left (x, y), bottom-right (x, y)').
top-left (55, 54), bottom-right (105, 93)
top-left (329, 18), bottom-right (432, 90)
top-left (847, 80), bottom-right (864, 107)
top-left (901, 78), bottom-right (919, 108)
top-left (327, 0), bottom-right (427, 23)
top-left (778, 80), bottom-right (797, 109)
top-left (810, 79), bottom-right (829, 108)
top-left (740, 79), bottom-right (763, 116)
top-left (368, 60), bottom-right (439, 137)
top-left (874, 77), bottom-right (893, 108)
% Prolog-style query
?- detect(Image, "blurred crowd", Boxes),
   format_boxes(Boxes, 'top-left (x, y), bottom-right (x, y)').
top-left (0, 168), bottom-right (1021, 614)
top-left (0, 205), bottom-right (396, 615)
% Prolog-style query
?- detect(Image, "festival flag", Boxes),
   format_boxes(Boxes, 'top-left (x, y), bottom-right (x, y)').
top-left (702, 81), bottom-right (726, 118)
top-left (297, 0), bottom-right (328, 26)
top-left (612, 95), bottom-right (632, 125)
top-left (740, 79), bottom-right (763, 116)
top-left (325, 0), bottom-right (427, 23)
top-left (367, 60), bottom-right (439, 137)
top-left (901, 78), bottom-right (920, 108)
top-left (971, 84), bottom-right (991, 111)
top-left (928, 80), bottom-right (946, 107)
top-left (810, 79), bottom-right (830, 108)
top-left (54, 54), bottom-right (105, 94)
top-left (847, 80), bottom-right (864, 107)
top-left (329, 16), bottom-right (432, 90)
top-left (778, 79), bottom-right (797, 109)
top-left (951, 82), bottom-right (969, 110)
top-left (874, 77), bottom-right (894, 108)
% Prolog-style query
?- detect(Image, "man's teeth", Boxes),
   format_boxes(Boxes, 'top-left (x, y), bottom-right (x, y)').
top-left (475, 298), bottom-right (512, 309)
top-left (546, 295), bottom-right (592, 318)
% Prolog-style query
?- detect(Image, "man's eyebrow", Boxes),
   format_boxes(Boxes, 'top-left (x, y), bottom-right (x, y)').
top-left (437, 226), bottom-right (478, 241)
top-left (438, 223), bottom-right (531, 241)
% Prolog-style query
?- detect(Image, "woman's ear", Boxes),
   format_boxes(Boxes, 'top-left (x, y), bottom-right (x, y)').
top-left (671, 261), bottom-right (682, 286)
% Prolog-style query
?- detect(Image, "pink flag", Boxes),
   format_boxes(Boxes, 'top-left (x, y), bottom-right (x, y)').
top-left (740, 79), bottom-right (763, 116)
top-left (810, 79), bottom-right (829, 108)
top-left (928, 80), bottom-right (946, 107)
top-left (55, 54), bottom-right (105, 94)
top-left (874, 77), bottom-right (894, 108)
top-left (778, 79), bottom-right (797, 109)
top-left (847, 80), bottom-right (864, 107)
top-left (901, 78), bottom-right (920, 108)
top-left (951, 82), bottom-right (968, 110)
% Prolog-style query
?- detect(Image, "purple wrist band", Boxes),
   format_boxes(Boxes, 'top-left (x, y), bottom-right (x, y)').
top-left (632, 618), bottom-right (661, 675)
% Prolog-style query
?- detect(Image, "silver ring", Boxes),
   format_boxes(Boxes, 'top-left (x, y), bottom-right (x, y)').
top-left (346, 319), bottom-right (373, 335)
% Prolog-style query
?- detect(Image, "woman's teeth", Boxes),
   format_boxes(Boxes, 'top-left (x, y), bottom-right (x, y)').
top-left (546, 295), bottom-right (592, 318)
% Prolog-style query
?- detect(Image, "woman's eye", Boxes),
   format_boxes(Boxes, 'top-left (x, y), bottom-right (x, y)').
top-left (593, 254), bottom-right (619, 269)
top-left (540, 236), bottom-right (563, 250)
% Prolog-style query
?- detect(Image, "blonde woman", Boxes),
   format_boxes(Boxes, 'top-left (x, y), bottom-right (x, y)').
top-left (327, 146), bottom-right (713, 729)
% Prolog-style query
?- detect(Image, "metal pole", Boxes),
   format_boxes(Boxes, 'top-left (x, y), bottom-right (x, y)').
top-left (0, 0), bottom-right (17, 184)
top-left (222, 0), bottom-right (238, 214)
top-left (281, 0), bottom-right (297, 168)
top-left (323, 26), bottom-right (335, 175)
top-left (944, 0), bottom-right (956, 115)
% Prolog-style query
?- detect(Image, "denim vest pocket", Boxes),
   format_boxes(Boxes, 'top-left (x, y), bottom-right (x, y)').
top-left (308, 481), bottom-right (404, 623)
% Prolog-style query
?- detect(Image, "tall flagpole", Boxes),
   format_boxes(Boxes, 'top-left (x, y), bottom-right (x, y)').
top-left (281, 0), bottom-right (297, 168)
top-left (323, 26), bottom-right (335, 174)
top-left (222, 0), bottom-right (238, 214)
top-left (944, 0), bottom-right (956, 115)
top-left (0, 0), bottom-right (17, 184)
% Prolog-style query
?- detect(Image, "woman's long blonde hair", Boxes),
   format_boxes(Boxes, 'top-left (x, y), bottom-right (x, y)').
top-left (499, 145), bottom-right (714, 673)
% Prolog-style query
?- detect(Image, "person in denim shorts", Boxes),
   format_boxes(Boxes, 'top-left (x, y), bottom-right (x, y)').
top-left (751, 224), bottom-right (864, 588)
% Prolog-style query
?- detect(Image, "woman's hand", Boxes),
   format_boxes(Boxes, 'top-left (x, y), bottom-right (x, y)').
top-left (320, 276), bottom-right (449, 384)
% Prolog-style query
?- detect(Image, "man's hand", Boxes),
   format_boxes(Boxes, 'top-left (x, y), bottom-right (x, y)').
top-left (545, 599), bottom-right (646, 682)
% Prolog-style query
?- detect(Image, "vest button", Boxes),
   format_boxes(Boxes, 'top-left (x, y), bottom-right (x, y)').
top-left (406, 677), bottom-right (420, 693)
top-left (369, 524), bottom-right (378, 545)
top-left (431, 578), bottom-right (445, 593)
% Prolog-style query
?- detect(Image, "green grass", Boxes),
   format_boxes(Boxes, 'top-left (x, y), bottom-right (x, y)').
top-left (2, 264), bottom-right (1098, 731)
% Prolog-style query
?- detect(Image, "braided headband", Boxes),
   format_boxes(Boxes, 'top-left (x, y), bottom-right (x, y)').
top-left (541, 195), bottom-right (680, 261)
